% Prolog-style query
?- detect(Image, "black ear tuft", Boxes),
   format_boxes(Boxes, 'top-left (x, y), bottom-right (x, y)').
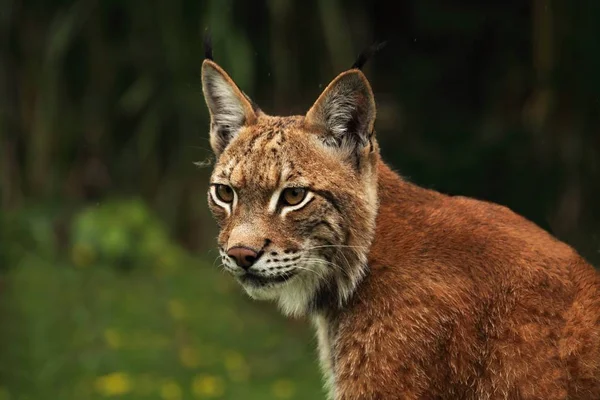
top-left (351, 41), bottom-right (387, 70)
top-left (204, 29), bottom-right (213, 60)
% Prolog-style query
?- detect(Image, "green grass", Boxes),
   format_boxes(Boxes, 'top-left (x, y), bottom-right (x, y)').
top-left (0, 252), bottom-right (323, 399)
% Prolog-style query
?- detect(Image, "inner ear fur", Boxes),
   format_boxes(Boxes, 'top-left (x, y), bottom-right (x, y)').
top-left (305, 69), bottom-right (376, 151)
top-left (201, 59), bottom-right (257, 155)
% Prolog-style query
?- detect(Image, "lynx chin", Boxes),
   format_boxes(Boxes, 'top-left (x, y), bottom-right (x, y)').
top-left (201, 44), bottom-right (600, 399)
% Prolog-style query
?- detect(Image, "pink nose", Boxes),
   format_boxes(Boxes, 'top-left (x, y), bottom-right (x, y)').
top-left (227, 246), bottom-right (259, 269)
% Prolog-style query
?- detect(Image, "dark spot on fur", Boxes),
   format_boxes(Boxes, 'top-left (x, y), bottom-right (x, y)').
top-left (265, 130), bottom-right (276, 141)
top-left (246, 134), bottom-right (261, 152)
top-left (309, 278), bottom-right (340, 313)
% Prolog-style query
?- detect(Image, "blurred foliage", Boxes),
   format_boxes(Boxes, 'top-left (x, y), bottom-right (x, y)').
top-left (0, 241), bottom-right (322, 399)
top-left (0, 205), bottom-right (61, 270)
top-left (0, 211), bottom-right (32, 271)
top-left (70, 199), bottom-right (181, 271)
top-left (0, 0), bottom-right (600, 398)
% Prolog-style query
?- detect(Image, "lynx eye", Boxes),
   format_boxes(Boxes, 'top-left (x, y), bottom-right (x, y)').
top-left (215, 184), bottom-right (234, 203)
top-left (281, 188), bottom-right (307, 206)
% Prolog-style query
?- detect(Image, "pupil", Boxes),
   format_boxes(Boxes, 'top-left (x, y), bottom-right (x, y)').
top-left (282, 188), bottom-right (305, 205)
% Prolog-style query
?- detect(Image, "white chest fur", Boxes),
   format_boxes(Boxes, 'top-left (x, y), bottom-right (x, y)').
top-left (313, 315), bottom-right (336, 399)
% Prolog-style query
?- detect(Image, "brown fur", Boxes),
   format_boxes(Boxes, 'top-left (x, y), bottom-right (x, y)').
top-left (201, 58), bottom-right (600, 399)
top-left (333, 163), bottom-right (600, 399)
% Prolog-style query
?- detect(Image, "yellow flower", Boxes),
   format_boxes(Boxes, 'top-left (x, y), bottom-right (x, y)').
top-left (94, 372), bottom-right (132, 396)
top-left (179, 346), bottom-right (200, 368)
top-left (71, 243), bottom-right (95, 267)
top-left (160, 379), bottom-right (182, 400)
top-left (104, 328), bottom-right (121, 349)
top-left (191, 375), bottom-right (225, 398)
top-left (271, 379), bottom-right (295, 399)
top-left (168, 299), bottom-right (186, 320)
top-left (223, 350), bottom-right (249, 382)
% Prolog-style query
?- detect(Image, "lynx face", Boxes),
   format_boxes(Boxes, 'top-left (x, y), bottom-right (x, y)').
top-left (202, 60), bottom-right (380, 317)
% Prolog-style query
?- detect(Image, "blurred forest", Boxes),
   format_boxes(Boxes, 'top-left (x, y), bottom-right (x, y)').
top-left (0, 0), bottom-right (599, 399)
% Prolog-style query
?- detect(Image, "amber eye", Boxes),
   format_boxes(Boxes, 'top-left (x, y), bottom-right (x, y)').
top-left (281, 188), bottom-right (307, 206)
top-left (215, 184), bottom-right (234, 203)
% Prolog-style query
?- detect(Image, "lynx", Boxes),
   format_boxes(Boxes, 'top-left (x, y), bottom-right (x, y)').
top-left (201, 43), bottom-right (600, 399)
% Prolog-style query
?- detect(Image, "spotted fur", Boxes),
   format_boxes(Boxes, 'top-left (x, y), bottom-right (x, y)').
top-left (202, 58), bottom-right (600, 399)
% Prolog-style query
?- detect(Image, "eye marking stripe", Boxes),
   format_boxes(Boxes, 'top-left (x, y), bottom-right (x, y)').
top-left (281, 192), bottom-right (314, 218)
top-left (209, 185), bottom-right (234, 216)
top-left (268, 187), bottom-right (285, 214)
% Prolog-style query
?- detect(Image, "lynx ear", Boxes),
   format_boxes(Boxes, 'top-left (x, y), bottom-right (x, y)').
top-left (202, 60), bottom-right (257, 155)
top-left (305, 70), bottom-right (376, 157)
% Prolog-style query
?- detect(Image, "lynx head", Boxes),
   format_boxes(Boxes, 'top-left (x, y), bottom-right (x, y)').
top-left (202, 55), bottom-right (380, 317)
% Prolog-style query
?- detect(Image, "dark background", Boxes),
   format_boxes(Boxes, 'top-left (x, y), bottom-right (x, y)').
top-left (1, 0), bottom-right (599, 399)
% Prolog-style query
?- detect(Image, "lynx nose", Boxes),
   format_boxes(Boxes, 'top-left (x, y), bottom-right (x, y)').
top-left (227, 246), bottom-right (260, 269)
